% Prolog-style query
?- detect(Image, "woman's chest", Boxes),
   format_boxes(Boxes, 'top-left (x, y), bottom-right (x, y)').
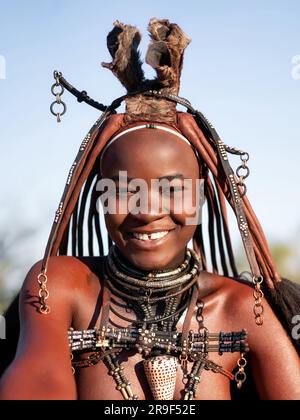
top-left (72, 293), bottom-right (243, 400)
top-left (75, 350), bottom-right (236, 400)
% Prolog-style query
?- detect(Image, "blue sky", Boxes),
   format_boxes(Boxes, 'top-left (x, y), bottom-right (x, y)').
top-left (0, 0), bottom-right (300, 288)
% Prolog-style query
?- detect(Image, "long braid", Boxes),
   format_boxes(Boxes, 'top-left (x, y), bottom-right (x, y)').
top-left (205, 177), bottom-right (219, 273)
top-left (215, 181), bottom-right (239, 277)
top-left (206, 175), bottom-right (229, 277)
top-left (77, 167), bottom-right (97, 255)
top-left (71, 201), bottom-right (79, 255)
top-left (93, 174), bottom-right (104, 256)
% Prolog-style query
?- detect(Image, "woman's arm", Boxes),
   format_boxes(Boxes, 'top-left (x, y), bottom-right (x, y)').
top-left (245, 291), bottom-right (300, 400)
top-left (0, 258), bottom-right (78, 400)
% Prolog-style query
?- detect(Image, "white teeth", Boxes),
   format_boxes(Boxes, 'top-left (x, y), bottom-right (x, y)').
top-left (132, 231), bottom-right (169, 241)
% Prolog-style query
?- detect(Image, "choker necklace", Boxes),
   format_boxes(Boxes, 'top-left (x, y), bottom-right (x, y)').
top-left (105, 246), bottom-right (200, 302)
top-left (104, 245), bottom-right (201, 329)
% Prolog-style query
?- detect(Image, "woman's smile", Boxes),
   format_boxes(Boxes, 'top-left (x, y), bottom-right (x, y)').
top-left (124, 227), bottom-right (176, 250)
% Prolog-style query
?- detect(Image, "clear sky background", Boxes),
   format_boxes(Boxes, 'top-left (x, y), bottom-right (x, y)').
top-left (0, 0), bottom-right (300, 291)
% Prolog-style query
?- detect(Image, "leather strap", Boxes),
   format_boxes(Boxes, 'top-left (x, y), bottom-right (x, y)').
top-left (181, 283), bottom-right (199, 342)
top-left (99, 275), bottom-right (112, 331)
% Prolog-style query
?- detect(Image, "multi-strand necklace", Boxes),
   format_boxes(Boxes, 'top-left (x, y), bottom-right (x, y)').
top-left (105, 245), bottom-right (200, 331)
top-left (68, 245), bottom-right (249, 400)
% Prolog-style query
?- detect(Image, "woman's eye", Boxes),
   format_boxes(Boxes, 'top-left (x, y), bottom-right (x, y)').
top-left (160, 186), bottom-right (184, 195)
top-left (115, 186), bottom-right (185, 196)
top-left (116, 188), bottom-right (136, 195)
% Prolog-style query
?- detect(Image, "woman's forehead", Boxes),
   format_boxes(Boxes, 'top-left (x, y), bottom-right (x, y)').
top-left (100, 128), bottom-right (200, 178)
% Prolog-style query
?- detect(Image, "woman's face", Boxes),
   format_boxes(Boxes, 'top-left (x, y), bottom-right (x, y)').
top-left (100, 127), bottom-right (201, 271)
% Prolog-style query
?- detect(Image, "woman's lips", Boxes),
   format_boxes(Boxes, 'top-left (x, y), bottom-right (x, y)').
top-left (125, 229), bottom-right (175, 250)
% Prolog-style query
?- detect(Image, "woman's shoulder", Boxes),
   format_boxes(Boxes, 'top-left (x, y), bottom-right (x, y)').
top-left (201, 271), bottom-right (298, 344)
top-left (21, 256), bottom-right (105, 314)
top-left (26, 255), bottom-right (105, 286)
top-left (197, 270), bottom-right (254, 302)
top-left (197, 271), bottom-right (263, 328)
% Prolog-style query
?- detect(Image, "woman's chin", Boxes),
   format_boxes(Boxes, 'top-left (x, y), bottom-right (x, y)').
top-left (119, 248), bottom-right (185, 272)
top-left (129, 258), bottom-right (166, 272)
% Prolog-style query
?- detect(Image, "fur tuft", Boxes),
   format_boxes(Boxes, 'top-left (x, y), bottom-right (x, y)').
top-left (101, 20), bottom-right (145, 93)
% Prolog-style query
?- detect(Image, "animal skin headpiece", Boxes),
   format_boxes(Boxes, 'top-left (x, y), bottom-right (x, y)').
top-left (41, 18), bottom-right (282, 320)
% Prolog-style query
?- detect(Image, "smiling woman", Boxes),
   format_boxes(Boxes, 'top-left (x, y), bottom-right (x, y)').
top-left (0, 18), bottom-right (299, 401)
top-left (99, 125), bottom-right (201, 271)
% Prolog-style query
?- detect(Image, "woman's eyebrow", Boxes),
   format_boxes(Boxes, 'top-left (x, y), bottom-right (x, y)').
top-left (158, 174), bottom-right (184, 181)
top-left (110, 173), bottom-right (185, 182)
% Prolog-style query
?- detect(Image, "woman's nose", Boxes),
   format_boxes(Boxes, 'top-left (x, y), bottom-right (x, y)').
top-left (128, 188), bottom-right (170, 219)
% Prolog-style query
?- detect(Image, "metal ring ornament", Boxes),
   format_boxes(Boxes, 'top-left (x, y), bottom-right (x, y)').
top-left (235, 370), bottom-right (247, 387)
top-left (51, 71), bottom-right (66, 122)
top-left (235, 353), bottom-right (247, 389)
top-left (237, 182), bottom-right (247, 197)
top-left (254, 312), bottom-right (264, 326)
top-left (37, 272), bottom-right (48, 285)
top-left (53, 70), bottom-right (62, 81)
top-left (253, 298), bottom-right (264, 325)
top-left (253, 275), bottom-right (264, 285)
top-left (240, 152), bottom-right (249, 162)
top-left (50, 100), bottom-right (67, 122)
top-left (237, 356), bottom-right (247, 368)
top-left (51, 83), bottom-right (64, 97)
top-left (236, 164), bottom-right (250, 180)
top-left (39, 287), bottom-right (50, 300)
top-left (39, 306), bottom-right (50, 315)
top-left (253, 288), bottom-right (264, 300)
top-left (253, 302), bottom-right (264, 315)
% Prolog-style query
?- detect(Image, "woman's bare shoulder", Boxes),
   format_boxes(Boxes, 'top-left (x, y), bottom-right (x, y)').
top-left (203, 272), bottom-right (295, 339)
top-left (21, 256), bottom-right (105, 319)
top-left (198, 271), bottom-right (264, 329)
top-left (198, 270), bottom-right (254, 301)
top-left (24, 255), bottom-right (104, 290)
